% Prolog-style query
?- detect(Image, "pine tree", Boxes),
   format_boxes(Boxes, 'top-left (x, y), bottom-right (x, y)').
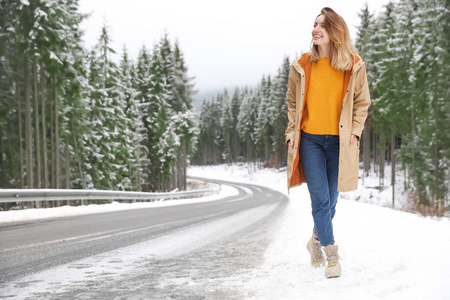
top-left (0, 0), bottom-right (199, 210)
top-left (85, 25), bottom-right (134, 190)
top-left (152, 35), bottom-right (176, 191)
top-left (135, 45), bottom-right (153, 190)
top-left (171, 41), bottom-right (197, 189)
top-left (195, 98), bottom-right (224, 165)
top-left (407, 0), bottom-right (449, 207)
top-left (119, 46), bottom-right (147, 190)
top-left (269, 56), bottom-right (290, 168)
top-left (230, 87), bottom-right (243, 162)
top-left (255, 75), bottom-right (273, 164)
top-left (355, 3), bottom-right (375, 178)
top-left (369, 1), bottom-right (397, 187)
top-left (0, 0), bottom-right (89, 194)
top-left (237, 88), bottom-right (260, 163)
top-left (355, 0), bottom-right (450, 214)
top-left (220, 89), bottom-right (233, 164)
top-left (0, 0), bottom-right (20, 189)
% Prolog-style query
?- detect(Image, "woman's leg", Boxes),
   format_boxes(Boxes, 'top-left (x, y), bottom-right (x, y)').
top-left (326, 135), bottom-right (340, 222)
top-left (299, 131), bottom-right (337, 247)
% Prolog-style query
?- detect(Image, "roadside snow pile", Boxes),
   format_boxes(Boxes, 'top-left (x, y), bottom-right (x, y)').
top-left (342, 164), bottom-right (412, 211)
top-left (188, 164), bottom-right (286, 193)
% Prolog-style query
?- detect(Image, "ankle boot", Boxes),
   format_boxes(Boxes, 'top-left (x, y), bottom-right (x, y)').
top-left (324, 244), bottom-right (341, 278)
top-left (306, 231), bottom-right (325, 268)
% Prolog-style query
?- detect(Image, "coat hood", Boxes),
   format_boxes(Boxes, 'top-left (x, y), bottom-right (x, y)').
top-left (293, 52), bottom-right (364, 73)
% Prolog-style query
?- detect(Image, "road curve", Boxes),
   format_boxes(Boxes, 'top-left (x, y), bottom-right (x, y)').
top-left (0, 178), bottom-right (288, 299)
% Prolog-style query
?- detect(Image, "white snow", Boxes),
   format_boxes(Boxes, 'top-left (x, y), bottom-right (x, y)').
top-left (188, 164), bottom-right (287, 193)
top-left (2, 164), bottom-right (450, 299)
top-left (243, 185), bottom-right (450, 300)
top-left (341, 164), bottom-right (411, 211)
top-left (188, 164), bottom-right (450, 300)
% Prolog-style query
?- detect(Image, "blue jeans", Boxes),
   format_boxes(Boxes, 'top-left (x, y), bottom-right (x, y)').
top-left (299, 130), bottom-right (340, 247)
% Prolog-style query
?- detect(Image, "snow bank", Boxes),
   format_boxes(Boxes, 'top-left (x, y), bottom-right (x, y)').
top-left (341, 164), bottom-right (412, 212)
top-left (188, 164), bottom-right (286, 193)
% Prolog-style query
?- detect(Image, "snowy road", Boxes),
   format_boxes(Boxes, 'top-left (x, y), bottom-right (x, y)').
top-left (0, 179), bottom-right (287, 299)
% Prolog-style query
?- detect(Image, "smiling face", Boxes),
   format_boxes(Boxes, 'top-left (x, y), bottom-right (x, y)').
top-left (312, 14), bottom-right (330, 47)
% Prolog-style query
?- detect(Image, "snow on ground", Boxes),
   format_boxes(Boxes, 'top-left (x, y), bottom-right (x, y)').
top-left (2, 164), bottom-right (449, 299)
top-left (189, 164), bottom-right (450, 300)
top-left (0, 184), bottom-right (238, 224)
top-left (341, 164), bottom-right (412, 212)
top-left (188, 164), bottom-right (287, 193)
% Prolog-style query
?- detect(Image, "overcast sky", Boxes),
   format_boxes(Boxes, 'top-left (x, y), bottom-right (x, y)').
top-left (78, 0), bottom-right (391, 100)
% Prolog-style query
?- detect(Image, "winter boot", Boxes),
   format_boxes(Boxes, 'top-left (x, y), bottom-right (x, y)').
top-left (324, 244), bottom-right (341, 278)
top-left (306, 231), bottom-right (325, 268)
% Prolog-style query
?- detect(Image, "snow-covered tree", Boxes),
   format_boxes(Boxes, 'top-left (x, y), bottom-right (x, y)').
top-left (355, 0), bottom-right (450, 215)
top-left (269, 57), bottom-right (290, 168)
top-left (0, 0), bottom-right (89, 194)
top-left (0, 1), bottom-right (198, 211)
top-left (171, 41), bottom-right (198, 189)
top-left (195, 98), bottom-right (224, 165)
top-left (255, 75), bottom-right (273, 163)
top-left (135, 35), bottom-right (197, 192)
top-left (220, 89), bottom-right (233, 163)
top-left (119, 46), bottom-right (148, 190)
top-left (85, 25), bottom-right (135, 190)
top-left (237, 88), bottom-right (260, 163)
top-left (355, 3), bottom-right (375, 177)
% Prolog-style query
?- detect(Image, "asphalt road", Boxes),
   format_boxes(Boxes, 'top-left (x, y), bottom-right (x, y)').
top-left (0, 178), bottom-right (288, 299)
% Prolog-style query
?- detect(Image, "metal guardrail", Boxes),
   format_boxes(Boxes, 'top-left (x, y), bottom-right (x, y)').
top-left (0, 185), bottom-right (222, 206)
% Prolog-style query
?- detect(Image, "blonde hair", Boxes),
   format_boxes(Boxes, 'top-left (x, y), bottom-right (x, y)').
top-left (310, 7), bottom-right (355, 71)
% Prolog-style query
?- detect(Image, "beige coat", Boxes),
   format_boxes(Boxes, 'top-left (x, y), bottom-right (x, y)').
top-left (285, 52), bottom-right (371, 192)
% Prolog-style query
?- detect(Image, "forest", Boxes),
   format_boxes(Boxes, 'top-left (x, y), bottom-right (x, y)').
top-left (0, 0), bottom-right (448, 215)
top-left (193, 0), bottom-right (449, 215)
top-left (0, 0), bottom-right (197, 198)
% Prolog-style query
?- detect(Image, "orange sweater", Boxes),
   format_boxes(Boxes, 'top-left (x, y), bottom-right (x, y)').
top-left (301, 58), bottom-right (345, 135)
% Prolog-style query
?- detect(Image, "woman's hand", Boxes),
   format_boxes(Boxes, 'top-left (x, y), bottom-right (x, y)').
top-left (289, 138), bottom-right (294, 147)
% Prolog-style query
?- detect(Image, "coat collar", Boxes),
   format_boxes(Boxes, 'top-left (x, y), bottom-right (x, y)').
top-left (352, 55), bottom-right (364, 72)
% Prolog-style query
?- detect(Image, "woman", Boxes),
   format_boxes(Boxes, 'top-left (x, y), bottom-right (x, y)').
top-left (285, 7), bottom-right (371, 278)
